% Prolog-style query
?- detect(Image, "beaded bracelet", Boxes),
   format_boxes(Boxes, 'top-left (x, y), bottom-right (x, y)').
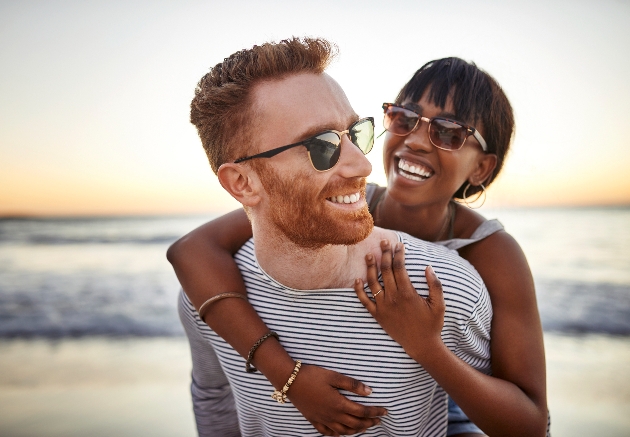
top-left (271, 360), bottom-right (302, 404)
top-left (245, 331), bottom-right (279, 373)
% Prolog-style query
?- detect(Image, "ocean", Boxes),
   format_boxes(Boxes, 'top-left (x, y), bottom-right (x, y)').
top-left (1, 207), bottom-right (629, 339)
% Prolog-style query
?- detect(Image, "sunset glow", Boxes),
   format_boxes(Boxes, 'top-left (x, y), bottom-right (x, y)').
top-left (1, 0), bottom-right (629, 216)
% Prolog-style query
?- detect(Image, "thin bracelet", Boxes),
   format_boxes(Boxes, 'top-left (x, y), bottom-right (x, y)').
top-left (245, 331), bottom-right (279, 373)
top-left (271, 360), bottom-right (302, 403)
top-left (198, 292), bottom-right (247, 321)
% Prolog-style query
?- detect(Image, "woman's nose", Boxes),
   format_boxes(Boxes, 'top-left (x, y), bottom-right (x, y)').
top-left (403, 125), bottom-right (433, 153)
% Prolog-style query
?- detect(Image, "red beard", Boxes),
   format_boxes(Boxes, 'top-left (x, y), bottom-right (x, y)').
top-left (257, 166), bottom-right (374, 249)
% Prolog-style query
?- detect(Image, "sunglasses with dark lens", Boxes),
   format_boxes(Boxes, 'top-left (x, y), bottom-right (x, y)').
top-left (382, 103), bottom-right (488, 152)
top-left (234, 117), bottom-right (375, 171)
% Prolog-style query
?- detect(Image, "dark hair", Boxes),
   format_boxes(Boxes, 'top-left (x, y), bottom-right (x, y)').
top-left (395, 57), bottom-right (514, 198)
top-left (190, 37), bottom-right (337, 174)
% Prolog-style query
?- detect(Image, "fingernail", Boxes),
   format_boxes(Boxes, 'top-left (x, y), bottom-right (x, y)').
top-left (366, 253), bottom-right (373, 261)
top-left (428, 265), bottom-right (435, 275)
top-left (364, 385), bottom-right (372, 394)
top-left (395, 242), bottom-right (402, 252)
top-left (381, 239), bottom-right (389, 246)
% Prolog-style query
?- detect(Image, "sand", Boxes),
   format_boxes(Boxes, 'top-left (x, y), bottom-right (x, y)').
top-left (544, 334), bottom-right (630, 436)
top-left (0, 338), bottom-right (195, 437)
top-left (0, 334), bottom-right (628, 437)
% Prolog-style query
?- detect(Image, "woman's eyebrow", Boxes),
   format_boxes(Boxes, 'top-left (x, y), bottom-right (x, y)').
top-left (402, 102), bottom-right (460, 121)
top-left (402, 102), bottom-right (422, 113)
top-left (438, 111), bottom-right (459, 119)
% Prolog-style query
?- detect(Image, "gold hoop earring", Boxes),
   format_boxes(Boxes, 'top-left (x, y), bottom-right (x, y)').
top-left (461, 183), bottom-right (486, 209)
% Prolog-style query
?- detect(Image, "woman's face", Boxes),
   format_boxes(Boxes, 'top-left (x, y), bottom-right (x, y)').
top-left (383, 90), bottom-right (488, 208)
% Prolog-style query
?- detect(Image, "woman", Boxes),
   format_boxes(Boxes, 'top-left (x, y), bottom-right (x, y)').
top-left (168, 57), bottom-right (549, 436)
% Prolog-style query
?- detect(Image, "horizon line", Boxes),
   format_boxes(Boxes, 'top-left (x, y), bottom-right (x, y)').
top-left (3, 203), bottom-right (630, 220)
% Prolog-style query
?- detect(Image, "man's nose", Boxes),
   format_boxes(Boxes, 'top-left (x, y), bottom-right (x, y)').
top-left (336, 135), bottom-right (372, 177)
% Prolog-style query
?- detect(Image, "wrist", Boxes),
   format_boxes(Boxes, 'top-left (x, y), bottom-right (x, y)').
top-left (407, 336), bottom-right (448, 367)
top-left (271, 360), bottom-right (302, 403)
top-left (249, 337), bottom-right (298, 390)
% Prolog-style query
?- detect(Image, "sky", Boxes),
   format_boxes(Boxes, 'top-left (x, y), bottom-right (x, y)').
top-left (1, 0), bottom-right (629, 216)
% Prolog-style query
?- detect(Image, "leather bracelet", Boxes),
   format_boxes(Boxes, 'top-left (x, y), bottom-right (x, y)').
top-left (197, 292), bottom-right (247, 321)
top-left (245, 331), bottom-right (279, 373)
top-left (271, 360), bottom-right (302, 403)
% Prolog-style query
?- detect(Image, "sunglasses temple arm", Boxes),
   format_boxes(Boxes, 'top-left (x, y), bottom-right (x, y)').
top-left (234, 142), bottom-right (304, 163)
top-left (376, 129), bottom-right (387, 139)
top-left (472, 131), bottom-right (488, 152)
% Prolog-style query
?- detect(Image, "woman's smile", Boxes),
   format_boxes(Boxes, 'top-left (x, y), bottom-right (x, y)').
top-left (396, 157), bottom-right (434, 181)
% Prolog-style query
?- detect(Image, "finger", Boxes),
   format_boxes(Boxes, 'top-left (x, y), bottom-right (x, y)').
top-left (425, 265), bottom-right (445, 309)
top-left (330, 374), bottom-right (388, 418)
top-left (328, 421), bottom-right (360, 436)
top-left (354, 278), bottom-right (376, 314)
top-left (331, 373), bottom-right (380, 402)
top-left (343, 401), bottom-right (388, 419)
top-left (364, 253), bottom-right (383, 296)
top-left (338, 415), bottom-right (382, 433)
top-left (391, 242), bottom-right (413, 294)
top-left (379, 239), bottom-right (397, 293)
top-left (312, 422), bottom-right (337, 436)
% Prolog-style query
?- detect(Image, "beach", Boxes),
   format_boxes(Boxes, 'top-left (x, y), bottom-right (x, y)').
top-left (0, 334), bottom-right (628, 436)
top-left (1, 209), bottom-right (629, 436)
top-left (0, 338), bottom-right (195, 437)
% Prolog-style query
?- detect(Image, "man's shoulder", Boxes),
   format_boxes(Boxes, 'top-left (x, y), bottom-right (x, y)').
top-left (398, 231), bottom-right (484, 293)
top-left (234, 237), bottom-right (256, 260)
top-left (397, 230), bottom-right (460, 260)
top-left (233, 238), bottom-right (262, 275)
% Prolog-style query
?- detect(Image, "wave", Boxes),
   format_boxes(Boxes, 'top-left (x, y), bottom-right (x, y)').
top-left (0, 216), bottom-right (211, 245)
top-left (8, 234), bottom-right (180, 245)
top-left (0, 319), bottom-right (184, 339)
top-left (537, 279), bottom-right (630, 335)
top-left (1, 276), bottom-right (628, 338)
top-left (2, 212), bottom-right (628, 338)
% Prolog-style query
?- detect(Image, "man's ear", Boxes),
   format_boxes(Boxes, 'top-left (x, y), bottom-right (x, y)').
top-left (468, 153), bottom-right (498, 186)
top-left (217, 163), bottom-right (263, 207)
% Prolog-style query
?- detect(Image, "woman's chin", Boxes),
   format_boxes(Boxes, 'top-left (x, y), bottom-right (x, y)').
top-left (389, 170), bottom-right (432, 193)
top-left (387, 183), bottom-right (427, 207)
top-left (387, 173), bottom-right (448, 207)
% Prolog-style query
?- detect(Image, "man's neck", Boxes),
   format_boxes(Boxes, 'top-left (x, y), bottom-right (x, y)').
top-left (251, 224), bottom-right (398, 290)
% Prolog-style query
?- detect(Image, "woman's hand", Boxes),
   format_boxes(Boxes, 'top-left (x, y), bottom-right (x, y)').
top-left (354, 239), bottom-right (445, 362)
top-left (287, 364), bottom-right (387, 436)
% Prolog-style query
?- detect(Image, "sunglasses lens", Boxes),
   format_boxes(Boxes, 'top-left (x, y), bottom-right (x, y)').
top-left (383, 106), bottom-right (418, 136)
top-left (307, 132), bottom-right (342, 171)
top-left (349, 118), bottom-right (375, 154)
top-left (429, 118), bottom-right (468, 150)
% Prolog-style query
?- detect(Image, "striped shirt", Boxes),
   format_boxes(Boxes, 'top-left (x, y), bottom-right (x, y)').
top-left (179, 231), bottom-right (492, 436)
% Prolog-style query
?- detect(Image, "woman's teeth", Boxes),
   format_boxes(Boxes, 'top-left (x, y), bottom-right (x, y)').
top-left (328, 192), bottom-right (361, 204)
top-left (398, 158), bottom-right (433, 181)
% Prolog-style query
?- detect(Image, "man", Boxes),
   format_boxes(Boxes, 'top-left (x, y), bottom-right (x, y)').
top-left (178, 37), bottom-right (491, 436)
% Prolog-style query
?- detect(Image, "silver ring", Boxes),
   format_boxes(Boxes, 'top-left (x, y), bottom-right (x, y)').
top-left (373, 288), bottom-right (384, 298)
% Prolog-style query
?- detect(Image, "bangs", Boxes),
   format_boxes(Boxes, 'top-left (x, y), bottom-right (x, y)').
top-left (395, 58), bottom-right (492, 126)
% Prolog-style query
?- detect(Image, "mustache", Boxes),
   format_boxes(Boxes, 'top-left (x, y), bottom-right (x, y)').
top-left (321, 177), bottom-right (367, 198)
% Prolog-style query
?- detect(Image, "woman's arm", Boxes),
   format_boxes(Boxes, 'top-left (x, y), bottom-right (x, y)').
top-left (167, 209), bottom-right (386, 436)
top-left (355, 239), bottom-right (548, 437)
top-left (457, 230), bottom-right (548, 435)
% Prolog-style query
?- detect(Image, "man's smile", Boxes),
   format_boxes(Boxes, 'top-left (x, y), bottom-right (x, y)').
top-left (326, 191), bottom-right (361, 204)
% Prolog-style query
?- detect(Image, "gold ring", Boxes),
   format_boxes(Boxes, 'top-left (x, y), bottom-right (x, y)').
top-left (373, 288), bottom-right (384, 298)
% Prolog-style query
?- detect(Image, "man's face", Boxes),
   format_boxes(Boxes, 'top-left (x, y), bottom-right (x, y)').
top-left (248, 73), bottom-right (373, 248)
